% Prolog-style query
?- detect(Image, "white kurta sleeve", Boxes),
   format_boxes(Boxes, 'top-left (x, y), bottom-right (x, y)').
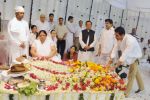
top-left (119, 40), bottom-right (133, 63)
top-left (79, 32), bottom-right (86, 48)
top-left (89, 33), bottom-right (97, 48)
top-left (8, 22), bottom-right (21, 45)
top-left (25, 23), bottom-right (30, 43)
top-left (111, 42), bottom-right (118, 59)
top-left (66, 23), bottom-right (76, 34)
top-left (98, 30), bottom-right (103, 46)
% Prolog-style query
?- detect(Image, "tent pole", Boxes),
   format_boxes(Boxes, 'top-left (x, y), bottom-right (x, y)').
top-left (29, 0), bottom-right (34, 28)
top-left (0, 12), bottom-right (1, 32)
top-left (64, 0), bottom-right (69, 24)
top-left (120, 10), bottom-right (124, 26)
top-left (136, 11), bottom-right (141, 29)
top-left (108, 5), bottom-right (112, 18)
top-left (89, 0), bottom-right (94, 20)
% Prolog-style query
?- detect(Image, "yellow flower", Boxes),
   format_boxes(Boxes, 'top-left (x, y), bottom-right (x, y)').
top-left (94, 78), bottom-right (100, 84)
top-left (93, 87), bottom-right (99, 91)
top-left (99, 86), bottom-right (106, 91)
top-left (97, 65), bottom-right (102, 70)
top-left (106, 75), bottom-right (111, 79)
top-left (69, 68), bottom-right (74, 73)
top-left (51, 76), bottom-right (56, 82)
top-left (97, 77), bottom-right (102, 81)
top-left (72, 77), bottom-right (78, 82)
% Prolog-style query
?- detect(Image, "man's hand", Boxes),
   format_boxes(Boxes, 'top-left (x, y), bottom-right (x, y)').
top-left (83, 45), bottom-right (88, 50)
top-left (58, 38), bottom-right (63, 40)
top-left (19, 42), bottom-right (25, 49)
top-left (110, 66), bottom-right (116, 71)
top-left (96, 51), bottom-right (101, 56)
top-left (107, 59), bottom-right (113, 67)
top-left (84, 45), bottom-right (91, 50)
top-left (87, 46), bottom-right (91, 50)
top-left (62, 33), bottom-right (67, 40)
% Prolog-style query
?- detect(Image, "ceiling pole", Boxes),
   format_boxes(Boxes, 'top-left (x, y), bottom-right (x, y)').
top-left (89, 0), bottom-right (94, 20)
top-left (64, 0), bottom-right (69, 24)
top-left (108, 5), bottom-right (112, 18)
top-left (136, 11), bottom-right (141, 29)
top-left (120, 10), bottom-right (124, 26)
top-left (29, 0), bottom-right (34, 28)
top-left (0, 12), bottom-right (1, 32)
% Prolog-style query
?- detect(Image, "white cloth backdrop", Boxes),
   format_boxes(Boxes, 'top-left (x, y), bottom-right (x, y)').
top-left (0, 0), bottom-right (150, 39)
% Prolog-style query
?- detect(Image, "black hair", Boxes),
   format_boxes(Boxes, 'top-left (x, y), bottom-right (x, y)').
top-left (38, 30), bottom-right (47, 37)
top-left (30, 25), bottom-right (37, 30)
top-left (68, 16), bottom-right (73, 21)
top-left (66, 45), bottom-right (77, 59)
top-left (115, 27), bottom-right (125, 36)
top-left (50, 29), bottom-right (55, 33)
top-left (79, 20), bottom-right (83, 23)
top-left (49, 13), bottom-right (54, 17)
top-left (105, 19), bottom-right (113, 24)
top-left (85, 20), bottom-right (92, 25)
top-left (30, 25), bottom-right (38, 39)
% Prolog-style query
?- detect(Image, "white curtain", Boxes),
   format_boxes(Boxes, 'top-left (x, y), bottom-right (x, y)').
top-left (0, 0), bottom-right (150, 39)
top-left (106, 0), bottom-right (150, 12)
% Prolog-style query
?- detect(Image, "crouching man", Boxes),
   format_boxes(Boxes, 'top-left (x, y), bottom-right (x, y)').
top-left (108, 27), bottom-right (144, 97)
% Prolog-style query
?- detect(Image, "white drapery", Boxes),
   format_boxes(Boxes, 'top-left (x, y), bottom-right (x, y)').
top-left (106, 0), bottom-right (150, 12)
top-left (0, 0), bottom-right (150, 39)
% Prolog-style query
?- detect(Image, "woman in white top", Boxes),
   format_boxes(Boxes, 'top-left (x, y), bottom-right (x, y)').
top-left (50, 30), bottom-right (57, 45)
top-left (29, 25), bottom-right (38, 45)
top-left (30, 30), bottom-right (57, 58)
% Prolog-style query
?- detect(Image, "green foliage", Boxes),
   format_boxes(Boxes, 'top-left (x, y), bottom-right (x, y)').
top-left (18, 82), bottom-right (38, 96)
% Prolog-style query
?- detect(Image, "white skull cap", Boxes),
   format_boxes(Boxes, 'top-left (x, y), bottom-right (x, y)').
top-left (15, 6), bottom-right (25, 12)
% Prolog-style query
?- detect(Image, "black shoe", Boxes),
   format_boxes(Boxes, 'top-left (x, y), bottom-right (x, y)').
top-left (135, 89), bottom-right (141, 93)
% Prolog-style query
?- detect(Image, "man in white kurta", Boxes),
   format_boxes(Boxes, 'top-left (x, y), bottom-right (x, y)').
top-left (48, 13), bottom-right (56, 32)
top-left (8, 6), bottom-right (30, 64)
top-left (96, 19), bottom-right (115, 65)
top-left (109, 27), bottom-right (144, 97)
top-left (65, 16), bottom-right (76, 52)
top-left (74, 20), bottom-right (85, 50)
top-left (78, 21), bottom-right (96, 62)
top-left (34, 14), bottom-right (49, 33)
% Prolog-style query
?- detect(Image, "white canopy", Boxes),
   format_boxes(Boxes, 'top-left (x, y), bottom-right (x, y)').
top-left (106, 0), bottom-right (150, 12)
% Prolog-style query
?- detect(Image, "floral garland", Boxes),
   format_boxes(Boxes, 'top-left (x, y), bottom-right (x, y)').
top-left (31, 65), bottom-right (69, 75)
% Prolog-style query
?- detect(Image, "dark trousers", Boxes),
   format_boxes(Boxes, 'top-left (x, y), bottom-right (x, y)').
top-left (57, 40), bottom-right (66, 59)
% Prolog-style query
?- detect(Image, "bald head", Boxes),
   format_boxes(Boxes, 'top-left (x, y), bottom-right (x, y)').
top-left (40, 14), bottom-right (46, 23)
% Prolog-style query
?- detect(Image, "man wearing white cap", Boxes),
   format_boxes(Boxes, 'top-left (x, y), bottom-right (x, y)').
top-left (8, 6), bottom-right (30, 64)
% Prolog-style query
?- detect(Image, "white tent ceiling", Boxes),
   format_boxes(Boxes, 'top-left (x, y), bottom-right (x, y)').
top-left (106, 0), bottom-right (150, 12)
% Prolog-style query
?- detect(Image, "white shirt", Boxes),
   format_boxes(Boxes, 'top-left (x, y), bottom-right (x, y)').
top-left (32, 38), bottom-right (55, 56)
top-left (49, 36), bottom-right (57, 46)
top-left (79, 30), bottom-right (97, 49)
top-left (34, 20), bottom-right (49, 33)
top-left (48, 21), bottom-right (56, 31)
top-left (98, 27), bottom-right (115, 54)
top-left (8, 17), bottom-right (29, 45)
top-left (75, 26), bottom-right (85, 37)
top-left (29, 32), bottom-right (37, 45)
top-left (66, 22), bottom-right (76, 34)
top-left (111, 34), bottom-right (142, 65)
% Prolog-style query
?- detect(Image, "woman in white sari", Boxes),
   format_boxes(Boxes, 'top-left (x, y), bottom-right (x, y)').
top-left (30, 30), bottom-right (57, 59)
